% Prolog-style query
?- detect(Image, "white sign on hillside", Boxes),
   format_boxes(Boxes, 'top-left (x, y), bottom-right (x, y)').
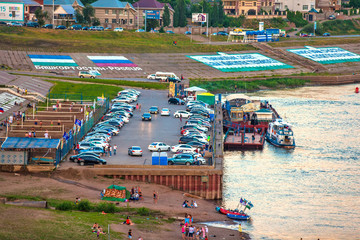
top-left (0, 2), bottom-right (24, 21)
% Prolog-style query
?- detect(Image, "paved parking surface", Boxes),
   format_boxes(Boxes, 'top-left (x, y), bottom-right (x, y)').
top-left (102, 89), bottom-right (187, 165)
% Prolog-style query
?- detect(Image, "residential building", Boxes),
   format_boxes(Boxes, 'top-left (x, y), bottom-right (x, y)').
top-left (316, 0), bottom-right (341, 12)
top-left (91, 0), bottom-right (136, 28)
top-left (43, 0), bottom-right (84, 24)
top-left (132, 0), bottom-right (174, 27)
top-left (223, 0), bottom-right (286, 17)
top-left (274, 0), bottom-right (316, 12)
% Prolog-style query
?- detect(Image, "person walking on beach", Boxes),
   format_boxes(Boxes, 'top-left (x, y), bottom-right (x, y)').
top-left (153, 190), bottom-right (158, 204)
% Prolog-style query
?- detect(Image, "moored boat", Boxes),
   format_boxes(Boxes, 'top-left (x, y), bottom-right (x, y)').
top-left (216, 206), bottom-right (243, 216)
top-left (226, 213), bottom-right (250, 221)
top-left (266, 119), bottom-right (295, 149)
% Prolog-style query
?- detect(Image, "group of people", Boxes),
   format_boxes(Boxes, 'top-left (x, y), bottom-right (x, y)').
top-left (103, 144), bottom-right (117, 156)
top-left (135, 103), bottom-right (142, 111)
top-left (182, 200), bottom-right (198, 208)
top-left (181, 214), bottom-right (208, 240)
top-left (130, 186), bottom-right (142, 201)
top-left (92, 223), bottom-right (106, 238)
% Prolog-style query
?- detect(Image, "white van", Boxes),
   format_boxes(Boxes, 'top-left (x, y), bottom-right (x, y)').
top-left (147, 72), bottom-right (180, 82)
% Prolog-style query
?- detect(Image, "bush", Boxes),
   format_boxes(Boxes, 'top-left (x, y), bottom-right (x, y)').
top-left (159, 27), bottom-right (165, 33)
top-left (95, 202), bottom-right (117, 213)
top-left (56, 201), bottom-right (74, 211)
top-left (137, 207), bottom-right (150, 216)
top-left (76, 199), bottom-right (92, 212)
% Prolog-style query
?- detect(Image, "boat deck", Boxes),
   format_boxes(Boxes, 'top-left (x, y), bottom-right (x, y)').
top-left (224, 132), bottom-right (264, 150)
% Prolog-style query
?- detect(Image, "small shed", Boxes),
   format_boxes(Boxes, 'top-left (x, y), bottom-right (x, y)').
top-left (197, 92), bottom-right (215, 105)
top-left (255, 108), bottom-right (273, 122)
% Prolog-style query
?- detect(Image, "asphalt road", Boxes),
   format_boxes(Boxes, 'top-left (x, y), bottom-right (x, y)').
top-left (102, 89), bottom-right (187, 165)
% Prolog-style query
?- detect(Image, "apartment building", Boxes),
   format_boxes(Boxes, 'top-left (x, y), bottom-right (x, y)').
top-left (223, 0), bottom-right (275, 16)
top-left (274, 0), bottom-right (316, 12)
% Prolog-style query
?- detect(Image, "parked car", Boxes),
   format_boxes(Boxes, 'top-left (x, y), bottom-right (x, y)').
top-left (174, 110), bottom-right (192, 118)
top-left (135, 29), bottom-right (145, 32)
top-left (168, 154), bottom-right (198, 165)
top-left (70, 152), bottom-right (100, 163)
top-left (42, 24), bottom-right (53, 29)
top-left (217, 31), bottom-right (228, 36)
top-left (69, 24), bottom-right (82, 30)
top-left (78, 71), bottom-right (96, 78)
top-left (149, 106), bottom-right (159, 114)
top-left (128, 146), bottom-right (143, 156)
top-left (171, 144), bottom-right (196, 153)
top-left (147, 74), bottom-right (156, 80)
top-left (105, 27), bottom-right (112, 31)
top-left (166, 30), bottom-right (175, 34)
top-left (10, 22), bottom-right (23, 27)
top-left (78, 155), bottom-right (107, 166)
top-left (186, 141), bottom-right (206, 149)
top-left (26, 22), bottom-right (39, 28)
top-left (168, 97), bottom-right (185, 105)
top-left (0, 21), bottom-right (7, 26)
top-left (78, 142), bottom-right (96, 150)
top-left (323, 32), bottom-right (331, 36)
top-left (114, 27), bottom-right (124, 32)
top-left (142, 112), bottom-right (152, 121)
top-left (161, 108), bottom-right (170, 116)
top-left (82, 26), bottom-right (89, 30)
top-left (328, 15), bottom-right (336, 20)
top-left (148, 142), bottom-right (170, 152)
top-left (79, 147), bottom-right (105, 154)
top-left (184, 31), bottom-right (191, 35)
top-left (55, 25), bottom-right (66, 30)
top-left (112, 97), bottom-right (132, 103)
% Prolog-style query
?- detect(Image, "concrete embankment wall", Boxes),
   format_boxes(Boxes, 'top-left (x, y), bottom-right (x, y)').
top-left (291, 75), bottom-right (360, 85)
top-left (89, 165), bottom-right (223, 200)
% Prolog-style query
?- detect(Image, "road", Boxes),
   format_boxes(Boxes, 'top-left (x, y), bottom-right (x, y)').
top-left (102, 89), bottom-right (187, 165)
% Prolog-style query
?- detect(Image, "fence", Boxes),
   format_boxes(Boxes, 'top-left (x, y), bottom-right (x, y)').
top-left (48, 93), bottom-right (108, 103)
top-left (55, 98), bottom-right (110, 166)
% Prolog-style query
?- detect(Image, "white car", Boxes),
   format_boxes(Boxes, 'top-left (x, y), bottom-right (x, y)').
top-left (171, 144), bottom-right (196, 153)
top-left (147, 74), bottom-right (157, 80)
top-left (112, 97), bottom-right (132, 103)
top-left (161, 108), bottom-right (170, 116)
top-left (174, 110), bottom-right (192, 118)
top-left (148, 142), bottom-right (171, 152)
top-left (185, 123), bottom-right (209, 132)
top-left (114, 27), bottom-right (124, 32)
top-left (182, 129), bottom-right (207, 138)
top-left (128, 146), bottom-right (142, 156)
top-left (83, 140), bottom-right (109, 148)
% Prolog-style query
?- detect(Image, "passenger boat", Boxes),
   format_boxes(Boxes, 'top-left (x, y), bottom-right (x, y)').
top-left (216, 206), bottom-right (243, 215)
top-left (266, 119), bottom-right (295, 149)
top-left (226, 213), bottom-right (250, 221)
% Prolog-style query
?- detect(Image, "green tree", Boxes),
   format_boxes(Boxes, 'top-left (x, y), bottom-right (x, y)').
top-left (146, 19), bottom-right (160, 31)
top-left (34, 8), bottom-right (49, 27)
top-left (75, 10), bottom-right (84, 24)
top-left (175, 0), bottom-right (187, 27)
top-left (92, 17), bottom-right (100, 26)
top-left (163, 4), bottom-right (171, 27)
top-left (218, 1), bottom-right (225, 26)
top-left (83, 4), bottom-right (95, 25)
top-left (350, 0), bottom-right (360, 8)
top-left (210, 3), bottom-right (219, 26)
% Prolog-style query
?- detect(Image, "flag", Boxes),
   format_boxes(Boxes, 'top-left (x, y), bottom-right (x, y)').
top-left (63, 132), bottom-right (69, 140)
top-left (87, 56), bottom-right (138, 67)
top-left (242, 198), bottom-right (248, 206)
top-left (247, 201), bottom-right (254, 208)
top-left (75, 119), bottom-right (82, 126)
top-left (246, 205), bottom-right (251, 209)
top-left (240, 198), bottom-right (244, 204)
top-left (0, 107), bottom-right (4, 113)
top-left (28, 54), bottom-right (77, 66)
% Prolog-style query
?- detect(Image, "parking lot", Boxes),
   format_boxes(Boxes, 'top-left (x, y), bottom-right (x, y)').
top-left (101, 89), bottom-right (187, 165)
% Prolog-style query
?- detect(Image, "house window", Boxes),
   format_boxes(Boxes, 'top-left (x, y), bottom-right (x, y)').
top-left (112, 19), bottom-right (117, 24)
top-left (130, 19), bottom-right (133, 24)
top-left (261, 2), bottom-right (264, 6)
top-left (269, 2), bottom-right (272, 6)
top-left (242, 10), bottom-right (245, 14)
top-left (105, 18), bottom-right (109, 23)
top-left (303, 5), bottom-right (308, 10)
top-left (119, 10), bottom-right (123, 15)
top-left (112, 10), bottom-right (117, 14)
top-left (105, 9), bottom-right (109, 14)
top-left (253, 2), bottom-right (256, 6)
top-left (25, 6), bottom-right (28, 11)
top-left (242, 2), bottom-right (245, 6)
top-left (311, 5), bottom-right (314, 9)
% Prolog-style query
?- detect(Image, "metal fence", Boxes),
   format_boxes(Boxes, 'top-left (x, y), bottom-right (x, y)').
top-left (48, 93), bottom-right (108, 103)
top-left (54, 98), bottom-right (110, 166)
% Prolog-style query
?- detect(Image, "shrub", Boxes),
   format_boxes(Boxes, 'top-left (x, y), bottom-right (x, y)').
top-left (76, 199), bottom-right (92, 212)
top-left (56, 201), bottom-right (74, 211)
top-left (137, 207), bottom-right (150, 216)
top-left (95, 202), bottom-right (117, 213)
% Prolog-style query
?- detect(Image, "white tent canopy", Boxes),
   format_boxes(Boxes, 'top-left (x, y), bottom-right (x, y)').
top-left (184, 86), bottom-right (208, 92)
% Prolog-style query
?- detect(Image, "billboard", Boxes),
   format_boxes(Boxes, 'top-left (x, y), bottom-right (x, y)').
top-left (192, 13), bottom-right (207, 23)
top-left (0, 2), bottom-right (24, 21)
top-left (146, 10), bottom-right (160, 19)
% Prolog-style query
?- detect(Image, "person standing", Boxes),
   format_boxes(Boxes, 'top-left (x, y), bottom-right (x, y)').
top-left (109, 146), bottom-right (112, 157)
top-left (136, 103), bottom-right (139, 111)
top-left (180, 114), bottom-right (182, 122)
top-left (128, 229), bottom-right (132, 239)
top-left (139, 104), bottom-right (141, 111)
top-left (113, 144), bottom-right (117, 155)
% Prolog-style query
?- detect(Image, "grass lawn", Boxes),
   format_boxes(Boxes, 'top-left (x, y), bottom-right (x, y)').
top-left (0, 27), bottom-right (256, 53)
top-left (47, 80), bottom-right (123, 100)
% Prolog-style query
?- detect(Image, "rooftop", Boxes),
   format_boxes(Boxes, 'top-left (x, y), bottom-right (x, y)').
top-left (91, 0), bottom-right (135, 10)
top-left (133, 0), bottom-right (173, 11)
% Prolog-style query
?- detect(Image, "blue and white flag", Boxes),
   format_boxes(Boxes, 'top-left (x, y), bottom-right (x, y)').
top-left (28, 55), bottom-right (78, 66)
top-left (63, 132), bottom-right (69, 140)
top-left (75, 119), bottom-right (82, 126)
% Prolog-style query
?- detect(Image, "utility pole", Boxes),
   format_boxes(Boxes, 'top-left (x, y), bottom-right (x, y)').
top-left (52, 0), bottom-right (54, 28)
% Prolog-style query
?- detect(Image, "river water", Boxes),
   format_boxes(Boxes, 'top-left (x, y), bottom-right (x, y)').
top-left (220, 84), bottom-right (360, 240)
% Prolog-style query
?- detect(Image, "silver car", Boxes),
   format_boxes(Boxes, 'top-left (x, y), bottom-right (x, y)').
top-left (128, 146), bottom-right (143, 156)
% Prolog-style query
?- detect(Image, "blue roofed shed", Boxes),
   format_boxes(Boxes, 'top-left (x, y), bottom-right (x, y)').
top-left (1, 137), bottom-right (61, 149)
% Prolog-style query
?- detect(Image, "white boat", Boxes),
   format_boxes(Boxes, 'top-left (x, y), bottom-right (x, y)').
top-left (265, 119), bottom-right (295, 148)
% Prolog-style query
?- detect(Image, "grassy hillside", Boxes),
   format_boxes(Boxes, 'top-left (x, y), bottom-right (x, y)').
top-left (0, 27), bottom-right (256, 53)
